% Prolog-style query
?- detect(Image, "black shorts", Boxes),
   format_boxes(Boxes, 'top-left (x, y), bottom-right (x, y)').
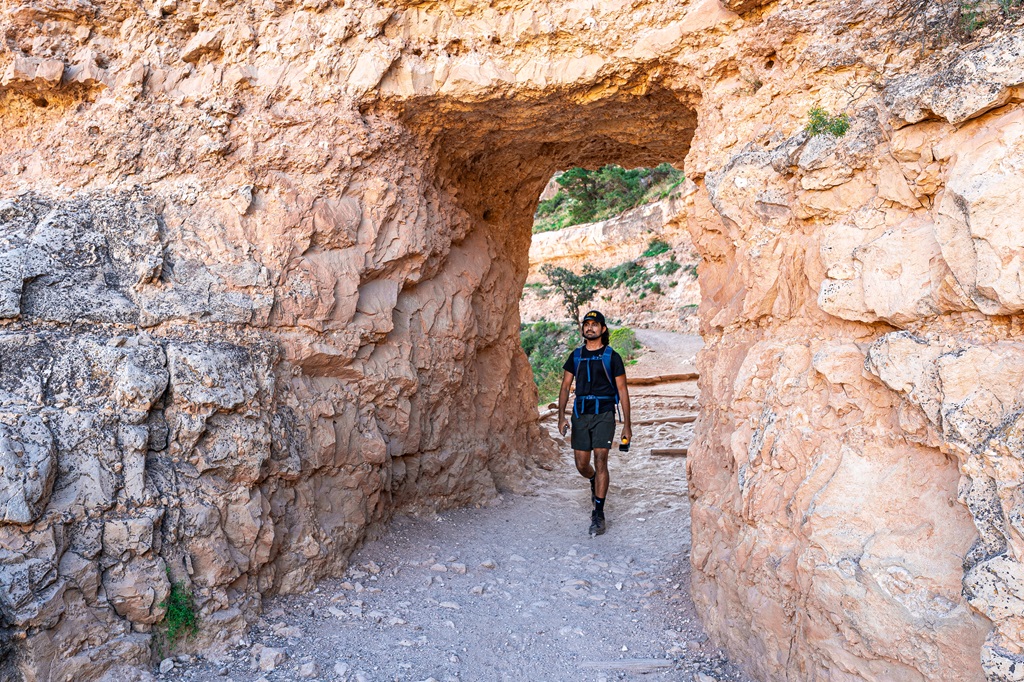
top-left (570, 411), bottom-right (616, 451)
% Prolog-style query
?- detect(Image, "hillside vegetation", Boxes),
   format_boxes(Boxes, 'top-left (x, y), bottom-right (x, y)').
top-left (533, 164), bottom-right (685, 234)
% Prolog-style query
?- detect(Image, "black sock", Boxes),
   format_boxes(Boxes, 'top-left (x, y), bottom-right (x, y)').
top-left (594, 496), bottom-right (605, 514)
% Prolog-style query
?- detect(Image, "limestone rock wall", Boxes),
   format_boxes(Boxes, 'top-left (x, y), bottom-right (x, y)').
top-left (1, 0), bottom-right (1024, 679)
top-left (685, 24), bottom-right (1024, 680)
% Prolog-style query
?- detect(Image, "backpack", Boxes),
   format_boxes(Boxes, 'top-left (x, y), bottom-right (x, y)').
top-left (571, 346), bottom-right (620, 420)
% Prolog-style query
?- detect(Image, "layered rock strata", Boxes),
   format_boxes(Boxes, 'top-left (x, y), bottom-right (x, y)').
top-left (0, 0), bottom-right (1023, 680)
top-left (527, 196), bottom-right (689, 278)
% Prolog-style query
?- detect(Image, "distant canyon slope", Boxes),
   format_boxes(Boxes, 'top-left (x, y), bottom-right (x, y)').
top-left (523, 195), bottom-right (702, 333)
top-left (2, 0), bottom-right (1024, 680)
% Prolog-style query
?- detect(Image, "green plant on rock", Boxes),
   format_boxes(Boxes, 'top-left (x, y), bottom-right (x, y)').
top-left (654, 259), bottom-right (681, 276)
top-left (960, 0), bottom-right (984, 32)
top-left (997, 0), bottom-right (1022, 16)
top-left (159, 569), bottom-right (198, 651)
top-left (598, 260), bottom-right (651, 292)
top-left (805, 107), bottom-right (851, 138)
top-left (641, 238), bottom-right (671, 258)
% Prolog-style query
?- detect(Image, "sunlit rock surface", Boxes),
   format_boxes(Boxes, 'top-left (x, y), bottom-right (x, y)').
top-left (0, 0), bottom-right (1023, 679)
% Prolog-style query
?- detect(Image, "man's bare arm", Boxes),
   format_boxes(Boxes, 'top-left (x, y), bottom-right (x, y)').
top-left (557, 370), bottom-right (574, 436)
top-left (615, 374), bottom-right (632, 442)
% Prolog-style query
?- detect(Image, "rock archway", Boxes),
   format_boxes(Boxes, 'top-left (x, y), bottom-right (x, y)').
top-left (2, 0), bottom-right (1024, 680)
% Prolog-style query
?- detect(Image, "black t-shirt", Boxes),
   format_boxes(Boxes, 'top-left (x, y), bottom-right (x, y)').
top-left (563, 346), bottom-right (626, 414)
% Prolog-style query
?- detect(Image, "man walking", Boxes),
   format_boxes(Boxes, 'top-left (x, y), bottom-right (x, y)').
top-left (557, 310), bottom-right (632, 536)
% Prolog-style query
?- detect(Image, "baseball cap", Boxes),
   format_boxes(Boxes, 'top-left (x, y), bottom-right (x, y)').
top-left (582, 310), bottom-right (606, 326)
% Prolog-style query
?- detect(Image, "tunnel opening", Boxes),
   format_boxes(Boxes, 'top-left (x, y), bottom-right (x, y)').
top-left (358, 86), bottom-right (743, 674)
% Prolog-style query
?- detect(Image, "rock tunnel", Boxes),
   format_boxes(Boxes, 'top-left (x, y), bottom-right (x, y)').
top-left (2, 0), bottom-right (1024, 679)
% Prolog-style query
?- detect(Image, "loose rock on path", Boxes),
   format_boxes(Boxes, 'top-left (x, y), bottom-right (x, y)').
top-left (162, 333), bottom-right (752, 682)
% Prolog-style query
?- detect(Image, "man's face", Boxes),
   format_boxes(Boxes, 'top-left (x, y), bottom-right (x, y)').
top-left (582, 320), bottom-right (604, 339)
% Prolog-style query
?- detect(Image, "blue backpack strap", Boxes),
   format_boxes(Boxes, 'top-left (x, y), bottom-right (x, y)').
top-left (572, 347), bottom-right (582, 418)
top-left (601, 346), bottom-right (623, 422)
top-left (600, 346), bottom-right (618, 403)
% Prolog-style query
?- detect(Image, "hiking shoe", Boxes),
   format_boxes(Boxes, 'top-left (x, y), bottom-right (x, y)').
top-left (589, 509), bottom-right (606, 536)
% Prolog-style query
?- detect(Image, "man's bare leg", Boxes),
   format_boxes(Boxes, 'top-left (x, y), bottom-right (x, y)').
top-left (574, 449), bottom-right (595, 479)
top-left (592, 449), bottom-right (609, 499)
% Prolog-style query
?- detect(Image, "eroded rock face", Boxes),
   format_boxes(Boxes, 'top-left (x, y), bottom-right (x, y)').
top-left (686, 23), bottom-right (1024, 681)
top-left (1, 0), bottom-right (1023, 679)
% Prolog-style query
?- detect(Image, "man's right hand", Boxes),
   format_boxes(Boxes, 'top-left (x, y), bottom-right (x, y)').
top-left (558, 417), bottom-right (568, 437)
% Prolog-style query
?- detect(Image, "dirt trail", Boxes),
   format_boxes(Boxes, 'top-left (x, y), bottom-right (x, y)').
top-left (160, 331), bottom-right (752, 682)
top-left (628, 329), bottom-right (702, 379)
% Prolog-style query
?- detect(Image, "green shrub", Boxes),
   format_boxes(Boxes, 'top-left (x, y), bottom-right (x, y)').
top-left (805, 107), bottom-right (851, 137)
top-left (609, 327), bottom-right (642, 362)
top-left (641, 239), bottom-right (671, 258)
top-left (683, 263), bottom-right (698, 279)
top-left (159, 569), bottom-right (198, 651)
top-left (521, 321), bottom-right (580, 403)
top-left (535, 193), bottom-right (566, 217)
top-left (646, 282), bottom-right (663, 295)
top-left (654, 259), bottom-right (681, 276)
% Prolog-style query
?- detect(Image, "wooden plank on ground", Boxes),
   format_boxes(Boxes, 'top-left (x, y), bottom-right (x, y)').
top-left (650, 448), bottom-right (688, 457)
top-left (635, 415), bottom-right (697, 426)
top-left (629, 372), bottom-right (699, 386)
top-left (579, 659), bottom-right (674, 672)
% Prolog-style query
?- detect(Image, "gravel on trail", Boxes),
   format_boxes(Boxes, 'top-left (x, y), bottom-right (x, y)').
top-left (159, 334), bottom-right (754, 682)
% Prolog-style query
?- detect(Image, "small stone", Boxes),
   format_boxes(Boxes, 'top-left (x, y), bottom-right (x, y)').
top-left (354, 671), bottom-right (370, 682)
top-left (450, 562), bottom-right (467, 574)
top-left (366, 610), bottom-right (385, 623)
top-left (364, 561), bottom-right (381, 574)
top-left (298, 661), bottom-right (319, 678)
top-left (159, 658), bottom-right (175, 674)
top-left (480, 559), bottom-right (497, 569)
top-left (386, 616), bottom-right (407, 626)
top-left (509, 554), bottom-right (526, 562)
top-left (430, 563), bottom-right (448, 572)
top-left (333, 661), bottom-right (350, 677)
top-left (469, 585), bottom-right (484, 595)
top-left (439, 601), bottom-right (461, 610)
top-left (259, 647), bottom-right (287, 672)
